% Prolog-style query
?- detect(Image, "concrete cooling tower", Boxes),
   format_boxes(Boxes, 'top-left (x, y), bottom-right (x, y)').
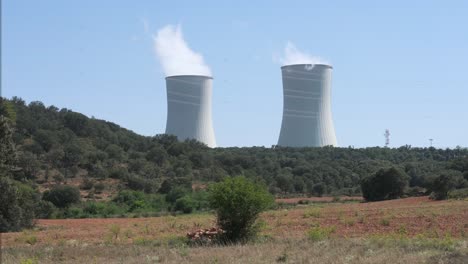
top-left (277, 64), bottom-right (337, 147)
top-left (165, 75), bottom-right (216, 147)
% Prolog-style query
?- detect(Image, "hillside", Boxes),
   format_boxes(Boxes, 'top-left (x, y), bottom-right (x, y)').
top-left (1, 96), bottom-right (468, 202)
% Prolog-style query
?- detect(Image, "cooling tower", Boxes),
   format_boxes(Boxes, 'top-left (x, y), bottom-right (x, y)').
top-left (165, 75), bottom-right (216, 147)
top-left (277, 64), bottom-right (337, 147)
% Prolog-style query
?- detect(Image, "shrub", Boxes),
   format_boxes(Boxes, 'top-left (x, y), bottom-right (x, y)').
top-left (42, 185), bottom-right (81, 208)
top-left (307, 226), bottom-right (336, 241)
top-left (380, 217), bottom-right (391, 226)
top-left (35, 200), bottom-right (57, 219)
top-left (113, 190), bottom-right (148, 212)
top-left (174, 196), bottom-right (196, 214)
top-left (0, 177), bottom-right (39, 231)
top-left (448, 188), bottom-right (468, 199)
top-left (208, 176), bottom-right (274, 243)
top-left (430, 174), bottom-right (457, 200)
top-left (361, 167), bottom-right (409, 201)
top-left (165, 186), bottom-right (189, 204)
top-left (126, 174), bottom-right (158, 193)
top-left (312, 183), bottom-right (326, 197)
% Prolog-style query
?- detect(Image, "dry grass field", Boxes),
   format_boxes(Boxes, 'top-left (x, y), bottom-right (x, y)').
top-left (2, 196), bottom-right (467, 263)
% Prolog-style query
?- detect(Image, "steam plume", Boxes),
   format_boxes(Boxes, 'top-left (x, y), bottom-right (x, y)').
top-left (153, 25), bottom-right (211, 76)
top-left (278, 41), bottom-right (328, 66)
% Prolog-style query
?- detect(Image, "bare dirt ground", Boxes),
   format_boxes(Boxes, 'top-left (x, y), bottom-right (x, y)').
top-left (276, 196), bottom-right (363, 203)
top-left (2, 196), bottom-right (467, 248)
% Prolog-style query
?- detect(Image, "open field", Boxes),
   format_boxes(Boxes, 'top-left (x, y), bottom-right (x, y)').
top-left (2, 197), bottom-right (467, 263)
top-left (276, 196), bottom-right (363, 204)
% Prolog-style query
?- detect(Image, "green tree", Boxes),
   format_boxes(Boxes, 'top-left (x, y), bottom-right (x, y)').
top-left (312, 183), bottom-right (326, 197)
top-left (430, 174), bottom-right (456, 200)
top-left (0, 177), bottom-right (23, 232)
top-left (208, 176), bottom-right (274, 243)
top-left (0, 115), bottom-right (17, 170)
top-left (361, 167), bottom-right (409, 201)
top-left (174, 195), bottom-right (196, 214)
top-left (0, 178), bottom-right (39, 231)
top-left (1, 114), bottom-right (39, 231)
top-left (42, 185), bottom-right (81, 208)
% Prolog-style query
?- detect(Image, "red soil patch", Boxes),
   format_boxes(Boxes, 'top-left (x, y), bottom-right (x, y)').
top-left (2, 197), bottom-right (467, 247)
top-left (276, 196), bottom-right (363, 204)
top-left (265, 197), bottom-right (468, 239)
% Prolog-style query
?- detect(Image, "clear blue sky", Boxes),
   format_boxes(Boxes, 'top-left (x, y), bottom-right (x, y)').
top-left (2, 0), bottom-right (467, 148)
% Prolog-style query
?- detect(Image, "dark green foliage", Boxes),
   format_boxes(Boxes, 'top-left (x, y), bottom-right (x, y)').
top-left (208, 176), bottom-right (274, 243)
top-left (430, 174), bottom-right (457, 200)
top-left (112, 190), bottom-right (148, 211)
top-left (2, 96), bottom-right (468, 221)
top-left (112, 190), bottom-right (168, 213)
top-left (63, 111), bottom-right (88, 136)
top-left (0, 115), bottom-right (17, 169)
top-left (125, 174), bottom-right (159, 193)
top-left (361, 167), bottom-right (409, 201)
top-left (42, 185), bottom-right (81, 208)
top-left (448, 188), bottom-right (468, 199)
top-left (0, 177), bottom-right (24, 231)
top-left (165, 186), bottom-right (189, 204)
top-left (1, 111), bottom-right (40, 232)
top-left (158, 179), bottom-right (172, 194)
top-left (0, 177), bottom-right (39, 231)
top-left (312, 183), bottom-right (326, 197)
top-left (174, 196), bottom-right (196, 214)
top-left (35, 200), bottom-right (57, 219)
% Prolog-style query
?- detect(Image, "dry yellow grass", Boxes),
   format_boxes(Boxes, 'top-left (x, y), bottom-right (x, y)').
top-left (2, 197), bottom-right (467, 263)
top-left (3, 237), bottom-right (467, 264)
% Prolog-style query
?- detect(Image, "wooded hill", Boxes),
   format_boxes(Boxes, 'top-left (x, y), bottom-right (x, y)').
top-left (2, 96), bottom-right (468, 198)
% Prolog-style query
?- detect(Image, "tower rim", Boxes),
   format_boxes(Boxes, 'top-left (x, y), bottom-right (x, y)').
top-left (166, 75), bottom-right (213, 79)
top-left (281, 64), bottom-right (333, 69)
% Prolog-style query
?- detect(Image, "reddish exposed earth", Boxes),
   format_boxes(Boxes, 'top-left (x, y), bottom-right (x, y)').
top-left (276, 196), bottom-right (363, 204)
top-left (2, 196), bottom-right (467, 247)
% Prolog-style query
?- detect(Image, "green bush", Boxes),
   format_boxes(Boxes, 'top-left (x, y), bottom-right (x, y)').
top-left (174, 196), bottom-right (196, 214)
top-left (82, 201), bottom-right (123, 217)
top-left (165, 186), bottom-right (189, 204)
top-left (191, 190), bottom-right (210, 210)
top-left (208, 176), bottom-right (274, 243)
top-left (64, 206), bottom-right (85, 218)
top-left (430, 174), bottom-right (457, 200)
top-left (448, 188), bottom-right (468, 199)
top-left (361, 167), bottom-right (409, 201)
top-left (307, 226), bottom-right (336, 241)
top-left (0, 177), bottom-right (39, 231)
top-left (35, 200), bottom-right (57, 219)
top-left (112, 190), bottom-right (147, 211)
top-left (42, 185), bottom-right (81, 208)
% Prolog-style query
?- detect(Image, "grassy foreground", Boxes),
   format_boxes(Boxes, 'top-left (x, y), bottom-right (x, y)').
top-left (2, 197), bottom-right (467, 263)
top-left (2, 236), bottom-right (467, 264)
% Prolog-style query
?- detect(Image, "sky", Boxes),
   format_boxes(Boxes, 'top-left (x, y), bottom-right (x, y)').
top-left (2, 0), bottom-right (468, 148)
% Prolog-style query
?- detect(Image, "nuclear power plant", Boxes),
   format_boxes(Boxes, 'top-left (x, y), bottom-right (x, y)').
top-left (277, 64), bottom-right (338, 147)
top-left (165, 75), bottom-right (217, 148)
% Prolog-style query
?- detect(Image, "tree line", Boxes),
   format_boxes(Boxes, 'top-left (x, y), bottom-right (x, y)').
top-left (1, 97), bottom-right (468, 231)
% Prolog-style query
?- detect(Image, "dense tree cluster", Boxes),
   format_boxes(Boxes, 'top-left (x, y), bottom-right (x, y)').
top-left (1, 102), bottom-right (41, 232)
top-left (2, 97), bottom-right (468, 200)
top-left (2, 96), bottom-right (468, 229)
top-left (361, 167), bottom-right (409, 201)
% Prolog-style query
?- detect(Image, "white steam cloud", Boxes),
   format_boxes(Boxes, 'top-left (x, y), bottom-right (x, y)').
top-left (153, 25), bottom-right (211, 76)
top-left (277, 41), bottom-right (328, 66)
